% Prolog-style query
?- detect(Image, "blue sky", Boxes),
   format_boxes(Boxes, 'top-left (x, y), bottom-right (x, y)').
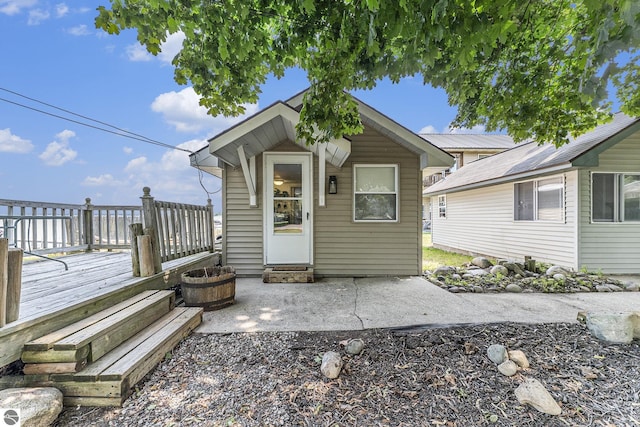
top-left (1, 1), bottom-right (470, 211)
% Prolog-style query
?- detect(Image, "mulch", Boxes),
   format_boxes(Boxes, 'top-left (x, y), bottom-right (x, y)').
top-left (54, 323), bottom-right (640, 426)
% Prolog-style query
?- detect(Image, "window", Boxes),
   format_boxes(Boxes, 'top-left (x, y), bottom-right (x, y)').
top-left (438, 195), bottom-right (446, 218)
top-left (354, 164), bottom-right (398, 221)
top-left (592, 173), bottom-right (640, 222)
top-left (514, 176), bottom-right (564, 221)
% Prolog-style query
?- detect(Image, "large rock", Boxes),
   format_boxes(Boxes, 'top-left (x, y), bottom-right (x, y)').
top-left (0, 387), bottom-right (63, 427)
top-left (433, 266), bottom-right (456, 277)
top-left (505, 283), bottom-right (523, 293)
top-left (487, 344), bottom-right (508, 365)
top-left (515, 378), bottom-right (562, 415)
top-left (345, 339), bottom-right (365, 355)
top-left (497, 360), bottom-right (518, 376)
top-left (585, 312), bottom-right (636, 344)
top-left (508, 350), bottom-right (530, 369)
top-left (321, 351), bottom-right (343, 379)
top-left (472, 257), bottom-right (493, 268)
top-left (490, 265), bottom-right (509, 276)
top-left (503, 262), bottom-right (525, 276)
top-left (546, 265), bottom-right (571, 276)
top-left (464, 269), bottom-right (489, 277)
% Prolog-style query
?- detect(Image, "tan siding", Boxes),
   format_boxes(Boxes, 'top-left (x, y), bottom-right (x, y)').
top-left (431, 171), bottom-right (578, 268)
top-left (578, 134), bottom-right (640, 273)
top-left (223, 165), bottom-right (264, 276)
top-left (223, 128), bottom-right (422, 276)
top-left (314, 127), bottom-right (421, 276)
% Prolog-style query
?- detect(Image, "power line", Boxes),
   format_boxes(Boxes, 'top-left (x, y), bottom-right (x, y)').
top-left (0, 87), bottom-right (221, 197)
top-left (0, 87), bottom-right (191, 153)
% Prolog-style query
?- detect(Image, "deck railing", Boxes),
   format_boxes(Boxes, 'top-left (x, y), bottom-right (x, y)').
top-left (0, 188), bottom-right (215, 263)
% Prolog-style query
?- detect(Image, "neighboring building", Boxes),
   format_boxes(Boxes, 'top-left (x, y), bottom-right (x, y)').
top-left (424, 113), bottom-right (640, 274)
top-left (420, 134), bottom-right (517, 221)
top-left (190, 90), bottom-right (453, 277)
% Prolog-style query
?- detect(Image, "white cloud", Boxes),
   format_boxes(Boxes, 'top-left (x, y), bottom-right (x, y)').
top-left (55, 2), bottom-right (68, 17)
top-left (123, 146), bottom-right (133, 154)
top-left (0, 0), bottom-right (37, 15)
top-left (126, 43), bottom-right (153, 62)
top-left (151, 87), bottom-right (259, 134)
top-left (0, 128), bottom-right (34, 153)
top-left (419, 125), bottom-right (438, 134)
top-left (39, 129), bottom-right (78, 166)
top-left (67, 24), bottom-right (90, 36)
top-left (27, 8), bottom-right (49, 25)
top-left (419, 123), bottom-right (488, 134)
top-left (447, 124), bottom-right (487, 134)
top-left (158, 31), bottom-right (185, 63)
top-left (125, 32), bottom-right (185, 64)
top-left (82, 174), bottom-right (125, 187)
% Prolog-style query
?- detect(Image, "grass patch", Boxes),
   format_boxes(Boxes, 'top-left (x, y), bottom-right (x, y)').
top-left (422, 233), bottom-right (474, 272)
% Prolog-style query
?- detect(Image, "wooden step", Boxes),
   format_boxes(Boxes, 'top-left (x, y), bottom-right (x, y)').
top-left (22, 290), bottom-right (175, 373)
top-left (0, 306), bottom-right (203, 407)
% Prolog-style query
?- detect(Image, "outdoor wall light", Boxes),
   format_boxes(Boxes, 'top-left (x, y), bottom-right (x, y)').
top-left (328, 176), bottom-right (337, 194)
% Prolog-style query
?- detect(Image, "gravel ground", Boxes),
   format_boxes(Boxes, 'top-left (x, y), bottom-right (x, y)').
top-left (54, 323), bottom-right (640, 427)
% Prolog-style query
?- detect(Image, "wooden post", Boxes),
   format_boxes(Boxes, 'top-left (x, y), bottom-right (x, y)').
top-left (6, 248), bottom-right (23, 323)
top-left (83, 198), bottom-right (94, 251)
top-left (137, 235), bottom-right (155, 277)
top-left (207, 198), bottom-right (215, 252)
top-left (141, 187), bottom-right (163, 273)
top-left (0, 238), bottom-right (8, 327)
top-left (129, 223), bottom-right (144, 277)
top-left (144, 227), bottom-right (163, 274)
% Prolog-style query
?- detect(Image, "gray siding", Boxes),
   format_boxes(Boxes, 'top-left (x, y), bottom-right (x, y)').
top-left (430, 171), bottom-right (579, 268)
top-left (222, 126), bottom-right (422, 277)
top-left (314, 127), bottom-right (421, 276)
top-left (578, 133), bottom-right (640, 273)
top-left (222, 165), bottom-right (264, 276)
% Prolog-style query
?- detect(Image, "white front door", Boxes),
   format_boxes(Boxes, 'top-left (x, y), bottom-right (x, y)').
top-left (264, 153), bottom-right (313, 265)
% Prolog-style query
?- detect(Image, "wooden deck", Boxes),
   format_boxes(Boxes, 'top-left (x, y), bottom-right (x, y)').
top-left (0, 249), bottom-right (219, 368)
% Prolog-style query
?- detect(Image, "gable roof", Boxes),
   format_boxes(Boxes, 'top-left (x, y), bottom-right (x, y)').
top-left (424, 112), bottom-right (640, 195)
top-left (285, 90), bottom-right (453, 169)
top-left (191, 89), bottom-right (454, 177)
top-left (419, 134), bottom-right (517, 151)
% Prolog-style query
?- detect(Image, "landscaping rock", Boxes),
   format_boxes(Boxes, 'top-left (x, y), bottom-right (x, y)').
top-left (320, 351), bottom-right (343, 379)
top-left (503, 262), bottom-right (525, 276)
top-left (624, 283), bottom-right (640, 292)
top-left (606, 283), bottom-right (623, 292)
top-left (546, 266), bottom-right (571, 276)
top-left (490, 265), bottom-right (509, 276)
top-left (515, 378), bottom-right (562, 415)
top-left (553, 273), bottom-right (566, 281)
top-left (497, 360), bottom-right (518, 376)
top-left (471, 286), bottom-right (484, 293)
top-left (345, 339), bottom-right (365, 355)
top-left (472, 257), bottom-right (493, 268)
top-left (433, 266), bottom-right (456, 276)
top-left (505, 284), bottom-right (522, 293)
top-left (487, 344), bottom-right (508, 365)
top-left (508, 350), bottom-right (530, 369)
top-left (595, 285), bottom-right (612, 292)
top-left (585, 312), bottom-right (636, 344)
top-left (464, 269), bottom-right (489, 277)
top-left (0, 387), bottom-right (63, 427)
top-left (451, 273), bottom-right (462, 281)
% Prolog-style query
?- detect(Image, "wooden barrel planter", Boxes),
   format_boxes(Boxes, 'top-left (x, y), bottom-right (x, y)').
top-left (180, 266), bottom-right (236, 311)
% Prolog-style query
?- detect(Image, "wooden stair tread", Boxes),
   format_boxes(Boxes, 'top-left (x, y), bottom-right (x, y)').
top-left (53, 290), bottom-right (174, 350)
top-left (75, 307), bottom-right (200, 381)
top-left (24, 290), bottom-right (160, 351)
top-left (21, 290), bottom-right (175, 368)
top-left (2, 305), bottom-right (203, 407)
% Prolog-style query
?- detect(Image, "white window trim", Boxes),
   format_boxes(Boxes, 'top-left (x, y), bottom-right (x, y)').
top-left (353, 164), bottom-right (399, 223)
top-left (513, 175), bottom-right (565, 222)
top-left (438, 195), bottom-right (446, 218)
top-left (591, 171), bottom-right (640, 223)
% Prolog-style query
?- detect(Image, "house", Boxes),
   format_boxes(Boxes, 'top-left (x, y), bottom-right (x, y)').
top-left (424, 112), bottom-right (640, 274)
top-left (420, 134), bottom-right (517, 219)
top-left (190, 90), bottom-right (453, 277)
